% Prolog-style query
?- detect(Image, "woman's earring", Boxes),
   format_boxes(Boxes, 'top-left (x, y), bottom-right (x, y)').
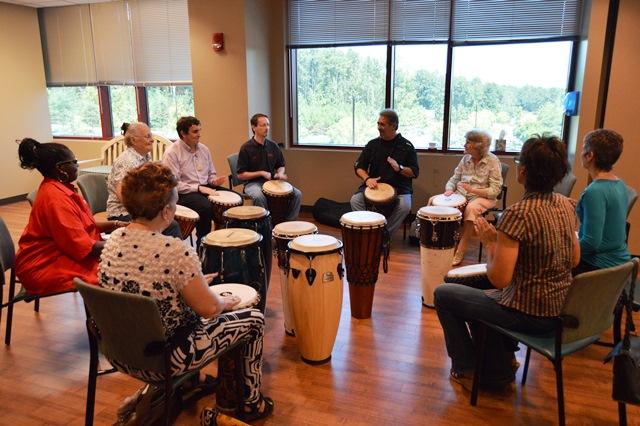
top-left (59, 169), bottom-right (70, 183)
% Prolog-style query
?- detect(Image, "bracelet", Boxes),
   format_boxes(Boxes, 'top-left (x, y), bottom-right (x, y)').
top-left (364, 177), bottom-right (370, 184)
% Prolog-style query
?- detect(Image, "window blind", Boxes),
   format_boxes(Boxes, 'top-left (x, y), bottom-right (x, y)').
top-left (390, 0), bottom-right (451, 43)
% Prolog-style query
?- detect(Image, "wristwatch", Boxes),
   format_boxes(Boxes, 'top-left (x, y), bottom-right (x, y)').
top-left (398, 165), bottom-right (405, 173)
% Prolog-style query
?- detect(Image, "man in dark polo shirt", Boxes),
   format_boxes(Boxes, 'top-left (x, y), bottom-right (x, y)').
top-left (237, 113), bottom-right (302, 221)
top-left (351, 109), bottom-right (419, 236)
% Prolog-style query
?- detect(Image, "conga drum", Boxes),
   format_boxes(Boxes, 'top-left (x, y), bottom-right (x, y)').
top-left (208, 190), bottom-right (243, 230)
top-left (174, 205), bottom-right (199, 240)
top-left (262, 180), bottom-right (293, 225)
top-left (224, 206), bottom-right (273, 292)
top-left (444, 263), bottom-right (493, 290)
top-left (340, 211), bottom-right (386, 319)
top-left (272, 221), bottom-right (318, 336)
top-left (200, 228), bottom-right (267, 312)
top-left (212, 283), bottom-right (259, 311)
top-left (364, 182), bottom-right (397, 218)
top-left (287, 234), bottom-right (344, 364)
top-left (417, 206), bottom-right (462, 308)
top-left (431, 193), bottom-right (467, 214)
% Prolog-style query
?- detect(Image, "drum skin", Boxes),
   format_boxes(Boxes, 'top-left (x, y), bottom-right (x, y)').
top-left (212, 283), bottom-right (259, 311)
top-left (262, 180), bottom-right (293, 226)
top-left (431, 193), bottom-right (467, 214)
top-left (209, 190), bottom-right (243, 231)
top-left (364, 183), bottom-right (397, 218)
top-left (287, 236), bottom-right (343, 364)
top-left (444, 263), bottom-right (493, 290)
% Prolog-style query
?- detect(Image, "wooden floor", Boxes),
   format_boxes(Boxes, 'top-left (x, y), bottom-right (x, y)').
top-left (0, 200), bottom-right (636, 425)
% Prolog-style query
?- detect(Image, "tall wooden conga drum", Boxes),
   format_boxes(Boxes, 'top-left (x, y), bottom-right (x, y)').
top-left (272, 221), bottom-right (318, 336)
top-left (287, 234), bottom-right (343, 364)
top-left (340, 211), bottom-right (386, 319)
top-left (417, 206), bottom-right (462, 308)
top-left (208, 190), bottom-right (243, 231)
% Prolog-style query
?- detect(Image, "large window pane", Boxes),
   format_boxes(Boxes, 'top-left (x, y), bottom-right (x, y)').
top-left (110, 85), bottom-right (137, 136)
top-left (393, 44), bottom-right (447, 149)
top-left (148, 85), bottom-right (194, 140)
top-left (47, 86), bottom-right (101, 137)
top-left (449, 41), bottom-right (572, 152)
top-left (295, 46), bottom-right (386, 146)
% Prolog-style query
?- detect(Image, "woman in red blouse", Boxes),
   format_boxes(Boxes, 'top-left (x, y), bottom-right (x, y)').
top-left (15, 138), bottom-right (124, 295)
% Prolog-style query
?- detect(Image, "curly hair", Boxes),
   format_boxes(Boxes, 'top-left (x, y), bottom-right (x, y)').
top-left (176, 116), bottom-right (200, 139)
top-left (464, 129), bottom-right (492, 156)
top-left (519, 134), bottom-right (568, 193)
top-left (18, 138), bottom-right (72, 178)
top-left (121, 163), bottom-right (177, 220)
top-left (583, 129), bottom-right (623, 172)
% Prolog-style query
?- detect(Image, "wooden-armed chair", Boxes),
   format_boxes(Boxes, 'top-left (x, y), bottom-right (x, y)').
top-left (469, 258), bottom-right (639, 426)
top-left (0, 217), bottom-right (75, 345)
top-left (74, 278), bottom-right (246, 426)
top-left (80, 134), bottom-right (172, 168)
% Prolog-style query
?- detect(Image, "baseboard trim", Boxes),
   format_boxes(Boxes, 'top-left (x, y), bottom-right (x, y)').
top-left (0, 194), bottom-right (27, 206)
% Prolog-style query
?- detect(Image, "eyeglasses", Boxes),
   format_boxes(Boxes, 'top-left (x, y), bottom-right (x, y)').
top-left (514, 156), bottom-right (521, 166)
top-left (56, 159), bottom-right (78, 167)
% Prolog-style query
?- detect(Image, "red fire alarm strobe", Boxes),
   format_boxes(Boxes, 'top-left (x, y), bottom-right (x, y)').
top-left (212, 33), bottom-right (224, 52)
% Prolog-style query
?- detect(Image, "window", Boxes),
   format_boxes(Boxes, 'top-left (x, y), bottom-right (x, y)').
top-left (147, 85), bottom-right (195, 140)
top-left (288, 0), bottom-right (583, 152)
top-left (47, 87), bottom-right (101, 137)
top-left (110, 85), bottom-right (138, 136)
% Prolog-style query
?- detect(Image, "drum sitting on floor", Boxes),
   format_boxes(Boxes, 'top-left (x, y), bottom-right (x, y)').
top-left (444, 263), bottom-right (493, 290)
top-left (287, 234), bottom-right (344, 364)
top-left (364, 182), bottom-right (397, 218)
top-left (200, 228), bottom-right (267, 313)
top-left (431, 193), bottom-right (467, 214)
top-left (417, 206), bottom-right (462, 308)
top-left (340, 211), bottom-right (387, 319)
top-left (208, 190), bottom-right (243, 231)
top-left (224, 206), bottom-right (273, 293)
top-left (212, 283), bottom-right (259, 311)
top-left (262, 180), bottom-right (293, 226)
top-left (272, 221), bottom-right (318, 336)
top-left (174, 205), bottom-right (199, 240)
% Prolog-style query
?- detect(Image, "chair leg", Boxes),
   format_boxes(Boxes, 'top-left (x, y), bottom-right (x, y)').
top-left (85, 322), bottom-right (99, 426)
top-left (554, 355), bottom-right (565, 426)
top-left (5, 273), bottom-right (17, 345)
top-left (618, 402), bottom-right (627, 426)
top-left (470, 323), bottom-right (487, 406)
top-left (522, 347), bottom-right (532, 385)
top-left (478, 242), bottom-right (483, 262)
top-left (34, 297), bottom-right (40, 312)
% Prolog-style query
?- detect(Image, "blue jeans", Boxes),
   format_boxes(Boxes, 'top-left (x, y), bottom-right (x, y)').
top-left (350, 192), bottom-right (411, 236)
top-left (244, 181), bottom-right (302, 221)
top-left (108, 214), bottom-right (182, 240)
top-left (434, 284), bottom-right (557, 375)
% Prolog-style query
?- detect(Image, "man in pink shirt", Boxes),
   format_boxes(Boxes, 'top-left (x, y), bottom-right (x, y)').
top-left (163, 116), bottom-right (227, 245)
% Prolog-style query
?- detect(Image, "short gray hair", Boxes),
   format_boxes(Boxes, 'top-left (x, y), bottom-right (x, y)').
top-left (124, 122), bottom-right (149, 147)
top-left (464, 129), bottom-right (491, 155)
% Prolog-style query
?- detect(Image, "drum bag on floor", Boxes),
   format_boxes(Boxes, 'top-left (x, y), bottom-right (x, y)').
top-left (312, 198), bottom-right (352, 228)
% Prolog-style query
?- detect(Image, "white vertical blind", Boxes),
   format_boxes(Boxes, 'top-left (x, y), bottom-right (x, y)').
top-left (40, 0), bottom-right (192, 86)
top-left (39, 5), bottom-right (97, 85)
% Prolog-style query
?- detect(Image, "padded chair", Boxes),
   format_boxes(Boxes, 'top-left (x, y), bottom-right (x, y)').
top-left (26, 189), bottom-right (37, 207)
top-left (227, 153), bottom-right (244, 190)
top-left (74, 278), bottom-right (245, 426)
top-left (626, 185), bottom-right (637, 242)
top-left (469, 258), bottom-right (639, 426)
top-left (0, 217), bottom-right (75, 345)
top-left (553, 172), bottom-right (577, 197)
top-left (477, 162), bottom-right (509, 261)
top-left (77, 173), bottom-right (109, 222)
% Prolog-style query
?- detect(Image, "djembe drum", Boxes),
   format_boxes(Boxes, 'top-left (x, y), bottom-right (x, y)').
top-left (262, 180), bottom-right (293, 225)
top-left (417, 206), bottom-right (462, 308)
top-left (364, 182), bottom-right (397, 218)
top-left (174, 205), bottom-right (199, 240)
top-left (212, 283), bottom-right (260, 311)
top-left (224, 206), bottom-right (272, 291)
top-left (208, 190), bottom-right (243, 231)
top-left (431, 193), bottom-right (468, 214)
top-left (200, 228), bottom-right (267, 312)
top-left (340, 211), bottom-right (387, 319)
top-left (444, 263), bottom-right (493, 290)
top-left (272, 221), bottom-right (318, 336)
top-left (287, 234), bottom-right (344, 364)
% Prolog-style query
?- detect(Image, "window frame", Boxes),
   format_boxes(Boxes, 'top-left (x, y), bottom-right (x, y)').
top-left (288, 36), bottom-right (579, 154)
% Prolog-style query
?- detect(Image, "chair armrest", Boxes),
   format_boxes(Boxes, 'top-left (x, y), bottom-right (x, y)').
top-left (78, 158), bottom-right (102, 167)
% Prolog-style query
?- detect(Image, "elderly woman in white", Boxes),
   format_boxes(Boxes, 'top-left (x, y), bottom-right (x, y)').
top-left (430, 130), bottom-right (503, 265)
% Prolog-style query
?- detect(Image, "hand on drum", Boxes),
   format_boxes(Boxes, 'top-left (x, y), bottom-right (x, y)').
top-left (261, 171), bottom-right (272, 180)
top-left (457, 182), bottom-right (473, 193)
top-left (474, 217), bottom-right (497, 245)
top-left (222, 294), bottom-right (241, 310)
top-left (444, 189), bottom-right (454, 196)
top-left (211, 175), bottom-right (228, 187)
top-left (199, 185), bottom-right (217, 196)
top-left (203, 272), bottom-right (219, 284)
top-left (273, 171), bottom-right (288, 181)
top-left (366, 176), bottom-right (380, 189)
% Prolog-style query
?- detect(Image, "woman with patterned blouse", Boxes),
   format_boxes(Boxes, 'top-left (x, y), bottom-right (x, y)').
top-left (430, 130), bottom-right (503, 265)
top-left (99, 163), bottom-right (273, 423)
top-left (434, 135), bottom-right (580, 389)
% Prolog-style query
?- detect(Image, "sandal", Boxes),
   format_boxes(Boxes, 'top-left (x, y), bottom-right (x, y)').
top-left (237, 394), bottom-right (274, 422)
top-left (181, 374), bottom-right (218, 406)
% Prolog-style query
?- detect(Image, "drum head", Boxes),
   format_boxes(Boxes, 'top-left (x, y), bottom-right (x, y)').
top-left (364, 183), bottom-right (395, 203)
top-left (340, 211), bottom-right (386, 227)
top-left (203, 228), bottom-right (261, 247)
top-left (432, 193), bottom-right (466, 208)
top-left (417, 206), bottom-right (462, 221)
top-left (273, 221), bottom-right (318, 239)
top-left (208, 190), bottom-right (242, 205)
top-left (289, 234), bottom-right (342, 253)
top-left (213, 283), bottom-right (258, 310)
top-left (175, 204), bottom-right (199, 220)
top-left (446, 263), bottom-right (488, 278)
top-left (263, 180), bottom-right (293, 196)
top-left (224, 205), bottom-right (268, 220)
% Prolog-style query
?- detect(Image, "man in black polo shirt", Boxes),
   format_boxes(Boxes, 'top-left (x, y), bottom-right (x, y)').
top-left (351, 109), bottom-right (419, 235)
top-left (237, 113), bottom-right (302, 220)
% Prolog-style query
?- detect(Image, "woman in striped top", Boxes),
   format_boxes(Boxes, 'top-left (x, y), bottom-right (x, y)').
top-left (434, 135), bottom-right (580, 389)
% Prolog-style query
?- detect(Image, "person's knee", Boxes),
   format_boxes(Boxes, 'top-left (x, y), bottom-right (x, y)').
top-left (350, 193), bottom-right (364, 210)
top-left (433, 284), bottom-right (459, 309)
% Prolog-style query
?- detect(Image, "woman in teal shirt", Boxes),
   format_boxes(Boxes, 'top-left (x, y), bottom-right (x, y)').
top-left (574, 129), bottom-right (630, 274)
